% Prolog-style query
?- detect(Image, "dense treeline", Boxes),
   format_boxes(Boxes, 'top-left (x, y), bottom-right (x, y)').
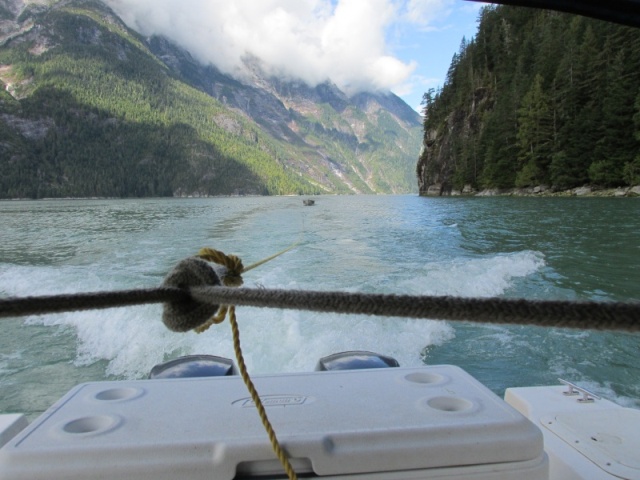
top-left (418, 5), bottom-right (640, 193)
top-left (0, 3), bottom-right (320, 198)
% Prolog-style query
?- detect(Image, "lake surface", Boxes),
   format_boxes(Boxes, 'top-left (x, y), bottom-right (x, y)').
top-left (1, 195), bottom-right (639, 418)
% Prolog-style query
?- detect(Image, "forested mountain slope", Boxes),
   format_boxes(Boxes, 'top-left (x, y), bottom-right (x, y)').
top-left (417, 4), bottom-right (640, 195)
top-left (0, 0), bottom-right (421, 199)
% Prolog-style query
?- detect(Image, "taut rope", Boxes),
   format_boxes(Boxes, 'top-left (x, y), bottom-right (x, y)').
top-left (1, 284), bottom-right (638, 331)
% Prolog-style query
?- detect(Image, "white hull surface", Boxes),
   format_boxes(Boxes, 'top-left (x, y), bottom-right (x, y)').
top-left (0, 365), bottom-right (637, 479)
top-left (506, 384), bottom-right (640, 480)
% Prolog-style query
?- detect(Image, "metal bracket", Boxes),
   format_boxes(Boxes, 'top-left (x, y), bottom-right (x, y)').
top-left (558, 378), bottom-right (601, 403)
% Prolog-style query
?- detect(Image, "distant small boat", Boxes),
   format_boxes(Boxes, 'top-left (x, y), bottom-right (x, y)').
top-left (303, 199), bottom-right (315, 206)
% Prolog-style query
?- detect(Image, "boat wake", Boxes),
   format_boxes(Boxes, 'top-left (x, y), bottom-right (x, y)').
top-left (1, 249), bottom-right (546, 380)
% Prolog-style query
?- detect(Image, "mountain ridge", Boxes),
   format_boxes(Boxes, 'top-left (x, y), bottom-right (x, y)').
top-left (0, 0), bottom-right (422, 198)
top-left (147, 37), bottom-right (422, 193)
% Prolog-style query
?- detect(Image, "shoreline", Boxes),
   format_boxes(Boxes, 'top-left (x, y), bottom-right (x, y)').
top-left (2, 185), bottom-right (640, 201)
top-left (420, 185), bottom-right (640, 198)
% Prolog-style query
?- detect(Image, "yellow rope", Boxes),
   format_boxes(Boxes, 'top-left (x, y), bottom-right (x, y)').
top-left (229, 306), bottom-right (297, 480)
top-left (195, 248), bottom-right (244, 332)
top-left (193, 305), bottom-right (228, 334)
top-left (241, 242), bottom-right (298, 273)
top-left (198, 247), bottom-right (244, 287)
top-left (195, 247), bottom-right (298, 480)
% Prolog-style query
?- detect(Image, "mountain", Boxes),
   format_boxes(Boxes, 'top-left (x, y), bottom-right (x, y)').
top-left (147, 39), bottom-right (423, 195)
top-left (0, 0), bottom-right (422, 199)
top-left (417, 5), bottom-right (640, 196)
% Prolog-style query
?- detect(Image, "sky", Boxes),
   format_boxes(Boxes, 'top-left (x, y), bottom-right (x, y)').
top-left (103, 0), bottom-right (485, 113)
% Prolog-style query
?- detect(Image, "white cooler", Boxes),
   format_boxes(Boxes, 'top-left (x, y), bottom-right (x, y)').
top-left (0, 365), bottom-right (548, 479)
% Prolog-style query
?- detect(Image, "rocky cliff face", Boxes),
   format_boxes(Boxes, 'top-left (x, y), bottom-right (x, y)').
top-left (417, 87), bottom-right (493, 196)
top-left (0, 0), bottom-right (50, 30)
top-left (1, 1), bottom-right (31, 44)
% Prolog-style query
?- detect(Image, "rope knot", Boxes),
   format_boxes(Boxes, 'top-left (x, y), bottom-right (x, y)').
top-left (161, 257), bottom-right (222, 332)
top-left (161, 245), bottom-right (297, 334)
top-left (198, 247), bottom-right (244, 287)
top-left (160, 249), bottom-right (248, 332)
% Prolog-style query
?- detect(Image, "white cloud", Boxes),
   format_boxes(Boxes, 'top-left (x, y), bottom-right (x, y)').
top-left (103, 0), bottom-right (456, 95)
top-left (392, 73), bottom-right (440, 96)
top-left (401, 0), bottom-right (454, 29)
top-left (392, 73), bottom-right (442, 113)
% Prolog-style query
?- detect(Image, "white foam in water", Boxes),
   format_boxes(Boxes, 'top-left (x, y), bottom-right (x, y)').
top-left (400, 250), bottom-right (546, 297)
top-left (0, 352), bottom-right (22, 377)
top-left (1, 257), bottom-right (457, 378)
top-left (0, 241), bottom-right (545, 382)
top-left (1, 249), bottom-right (544, 380)
top-left (49, 304), bottom-right (455, 378)
top-left (228, 309), bottom-right (455, 374)
top-left (0, 266), bottom-right (443, 379)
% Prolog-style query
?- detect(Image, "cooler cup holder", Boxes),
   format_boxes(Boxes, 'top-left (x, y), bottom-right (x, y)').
top-left (404, 372), bottom-right (445, 385)
top-left (427, 396), bottom-right (474, 412)
top-left (60, 415), bottom-right (121, 436)
top-left (93, 387), bottom-right (144, 402)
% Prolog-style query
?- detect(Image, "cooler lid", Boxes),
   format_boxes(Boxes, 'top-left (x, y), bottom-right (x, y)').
top-left (0, 365), bottom-right (543, 479)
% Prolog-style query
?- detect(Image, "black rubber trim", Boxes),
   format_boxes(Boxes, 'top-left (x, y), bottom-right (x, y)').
top-left (467, 0), bottom-right (640, 28)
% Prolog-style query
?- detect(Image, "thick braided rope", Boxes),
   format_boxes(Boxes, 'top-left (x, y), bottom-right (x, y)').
top-left (189, 287), bottom-right (640, 331)
top-left (1, 286), bottom-right (639, 331)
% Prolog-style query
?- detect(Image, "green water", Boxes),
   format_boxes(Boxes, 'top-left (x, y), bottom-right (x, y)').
top-left (1, 195), bottom-right (639, 418)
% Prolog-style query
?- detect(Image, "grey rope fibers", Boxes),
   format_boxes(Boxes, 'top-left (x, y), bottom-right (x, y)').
top-left (0, 256), bottom-right (638, 332)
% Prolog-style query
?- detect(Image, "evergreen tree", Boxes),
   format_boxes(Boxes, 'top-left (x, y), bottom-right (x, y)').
top-left (626, 91), bottom-right (640, 185)
top-left (418, 5), bottom-right (640, 194)
top-left (516, 73), bottom-right (552, 186)
top-left (591, 27), bottom-right (640, 186)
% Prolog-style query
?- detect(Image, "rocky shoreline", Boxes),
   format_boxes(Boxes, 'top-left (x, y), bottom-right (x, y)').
top-left (421, 184), bottom-right (640, 198)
